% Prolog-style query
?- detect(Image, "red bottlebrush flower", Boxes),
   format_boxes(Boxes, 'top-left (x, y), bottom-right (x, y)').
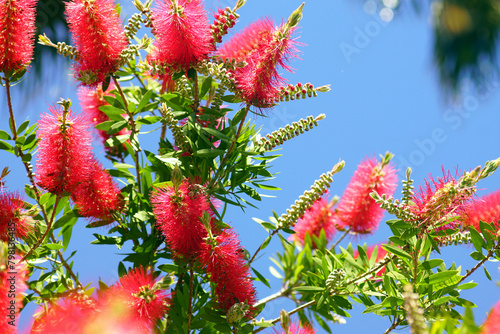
top-left (234, 23), bottom-right (300, 108)
top-left (71, 159), bottom-right (123, 224)
top-left (461, 190), bottom-right (500, 232)
top-left (36, 106), bottom-right (93, 195)
top-left (198, 229), bottom-right (256, 313)
top-left (0, 255), bottom-right (27, 333)
top-left (78, 83), bottom-right (131, 158)
top-left (216, 18), bottom-right (274, 63)
top-left (65, 0), bottom-right (128, 85)
top-left (31, 296), bottom-right (96, 333)
top-left (149, 0), bottom-right (213, 72)
top-left (292, 197), bottom-right (336, 247)
top-left (353, 244), bottom-right (388, 276)
top-left (0, 0), bottom-right (37, 74)
top-left (273, 321), bottom-right (316, 334)
top-left (482, 301), bottom-right (500, 334)
top-left (151, 180), bottom-right (211, 258)
top-left (0, 191), bottom-right (33, 241)
top-left (103, 266), bottom-right (171, 330)
top-left (335, 157), bottom-right (398, 234)
top-left (408, 168), bottom-right (474, 228)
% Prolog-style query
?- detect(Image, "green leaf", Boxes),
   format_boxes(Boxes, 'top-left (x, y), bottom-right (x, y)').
top-left (0, 140), bottom-right (14, 152)
top-left (95, 120), bottom-right (116, 131)
top-left (484, 265), bottom-right (492, 280)
top-left (158, 264), bottom-right (180, 274)
top-left (199, 76), bottom-right (212, 99)
top-left (136, 89), bottom-right (153, 112)
top-left (108, 120), bottom-right (128, 134)
top-left (231, 108), bottom-right (247, 126)
top-left (269, 266), bottom-right (283, 279)
top-left (201, 127), bottom-right (229, 140)
top-left (293, 286), bottom-right (325, 292)
top-left (252, 267), bottom-right (270, 288)
top-left (192, 148), bottom-right (225, 158)
top-left (418, 259), bottom-right (444, 271)
top-left (17, 120), bottom-right (30, 135)
top-left (382, 244), bottom-right (413, 261)
top-left (457, 282), bottom-right (478, 290)
top-left (422, 270), bottom-right (459, 285)
top-left (91, 234), bottom-right (123, 245)
top-left (137, 116), bottom-right (162, 125)
top-left (0, 130), bottom-right (11, 140)
top-left (469, 227), bottom-right (485, 252)
top-left (45, 243), bottom-right (64, 250)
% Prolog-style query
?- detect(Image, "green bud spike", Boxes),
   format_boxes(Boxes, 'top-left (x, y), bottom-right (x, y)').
top-left (285, 2), bottom-right (305, 31)
top-left (371, 192), bottom-right (417, 221)
top-left (326, 268), bottom-right (346, 292)
top-left (160, 103), bottom-right (191, 153)
top-left (226, 302), bottom-right (250, 323)
top-left (280, 310), bottom-right (290, 332)
top-left (277, 161), bottom-right (344, 229)
top-left (171, 165), bottom-right (182, 190)
top-left (403, 284), bottom-right (429, 334)
top-left (254, 114), bottom-right (325, 152)
top-left (315, 84), bottom-right (331, 93)
top-left (233, 0), bottom-right (246, 11)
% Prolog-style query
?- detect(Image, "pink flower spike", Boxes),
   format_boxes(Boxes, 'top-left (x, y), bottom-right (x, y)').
top-left (65, 0), bottom-right (128, 86)
top-left (149, 0), bottom-right (214, 72)
top-left (273, 321), bottom-right (316, 334)
top-left (461, 190), bottom-right (500, 232)
top-left (0, 0), bottom-right (37, 75)
top-left (71, 159), bottom-right (123, 225)
top-left (235, 23), bottom-right (300, 109)
top-left (36, 106), bottom-right (94, 195)
top-left (0, 191), bottom-right (33, 242)
top-left (198, 229), bottom-right (257, 314)
top-left (103, 266), bottom-right (171, 330)
top-left (216, 18), bottom-right (274, 63)
top-left (408, 168), bottom-right (474, 229)
top-left (335, 156), bottom-right (398, 234)
top-left (0, 256), bottom-right (27, 333)
top-left (481, 300), bottom-right (500, 334)
top-left (150, 179), bottom-right (212, 258)
top-left (292, 197), bottom-right (336, 248)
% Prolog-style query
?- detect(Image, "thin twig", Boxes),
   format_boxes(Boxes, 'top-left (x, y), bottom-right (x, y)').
top-left (50, 235), bottom-right (84, 290)
top-left (253, 287), bottom-right (291, 308)
top-left (331, 227), bottom-right (351, 251)
top-left (384, 316), bottom-right (404, 334)
top-left (21, 196), bottom-right (61, 262)
top-left (249, 229), bottom-right (279, 265)
top-left (112, 76), bottom-right (142, 196)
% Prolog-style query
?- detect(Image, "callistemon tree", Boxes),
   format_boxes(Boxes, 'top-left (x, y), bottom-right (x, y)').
top-left (2, 0), bottom-right (500, 333)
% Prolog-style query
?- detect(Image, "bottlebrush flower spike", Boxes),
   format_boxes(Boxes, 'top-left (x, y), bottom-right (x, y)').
top-left (407, 168), bottom-right (475, 229)
top-left (482, 301), bottom-right (500, 334)
top-left (335, 153), bottom-right (398, 234)
top-left (461, 190), bottom-right (500, 232)
top-left (0, 0), bottom-right (37, 75)
top-left (216, 18), bottom-right (274, 62)
top-left (0, 191), bottom-right (34, 241)
top-left (273, 321), bottom-right (316, 334)
top-left (31, 296), bottom-right (97, 333)
top-left (198, 229), bottom-right (257, 314)
top-left (36, 104), bottom-right (93, 195)
top-left (103, 266), bottom-right (171, 330)
top-left (149, 0), bottom-right (213, 73)
top-left (292, 197), bottom-right (336, 247)
top-left (0, 253), bottom-right (27, 333)
top-left (151, 178), bottom-right (212, 258)
top-left (71, 159), bottom-right (123, 225)
top-left (65, 0), bottom-right (128, 86)
top-left (78, 83), bottom-right (131, 158)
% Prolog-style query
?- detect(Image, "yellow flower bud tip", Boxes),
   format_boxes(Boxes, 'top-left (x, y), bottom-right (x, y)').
top-left (315, 113), bottom-right (326, 121)
top-left (315, 84), bottom-right (331, 93)
top-left (286, 2), bottom-right (305, 30)
top-left (331, 160), bottom-right (345, 174)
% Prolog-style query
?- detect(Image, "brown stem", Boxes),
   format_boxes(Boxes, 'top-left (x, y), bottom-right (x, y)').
top-left (249, 229), bottom-right (279, 265)
top-left (458, 242), bottom-right (500, 284)
top-left (384, 317), bottom-right (404, 334)
top-left (331, 227), bottom-right (351, 251)
top-left (192, 72), bottom-right (199, 112)
top-left (21, 196), bottom-right (61, 262)
top-left (50, 234), bottom-right (84, 290)
top-left (112, 76), bottom-right (142, 196)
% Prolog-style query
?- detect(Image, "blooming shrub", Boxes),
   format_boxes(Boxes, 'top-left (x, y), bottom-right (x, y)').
top-left (0, 0), bottom-right (500, 333)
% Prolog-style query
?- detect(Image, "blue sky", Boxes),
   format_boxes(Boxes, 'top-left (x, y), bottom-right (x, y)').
top-left (3, 0), bottom-right (500, 332)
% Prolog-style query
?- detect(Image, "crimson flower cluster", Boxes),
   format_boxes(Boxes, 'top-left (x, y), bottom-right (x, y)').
top-left (35, 106), bottom-right (123, 223)
top-left (151, 179), bottom-right (256, 314)
top-left (65, 0), bottom-right (128, 85)
top-left (0, 0), bottom-right (37, 74)
top-left (31, 266), bottom-right (170, 333)
top-left (0, 192), bottom-right (33, 242)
